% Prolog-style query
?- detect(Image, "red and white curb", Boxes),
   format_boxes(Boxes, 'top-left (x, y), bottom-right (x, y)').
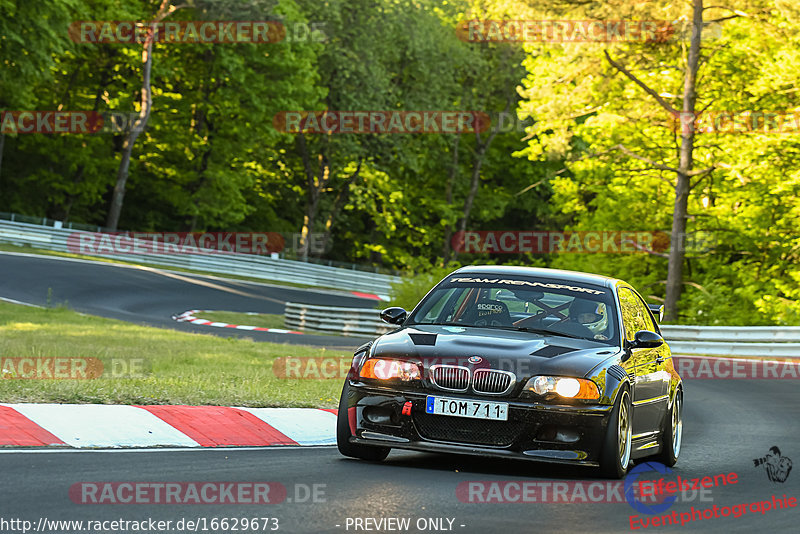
top-left (0, 404), bottom-right (337, 448)
top-left (351, 292), bottom-right (390, 302)
top-left (172, 310), bottom-right (304, 335)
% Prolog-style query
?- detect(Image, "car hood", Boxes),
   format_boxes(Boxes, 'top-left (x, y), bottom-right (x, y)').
top-left (371, 324), bottom-right (621, 379)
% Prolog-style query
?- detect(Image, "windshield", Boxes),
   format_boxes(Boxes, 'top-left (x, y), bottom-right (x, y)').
top-left (407, 275), bottom-right (619, 345)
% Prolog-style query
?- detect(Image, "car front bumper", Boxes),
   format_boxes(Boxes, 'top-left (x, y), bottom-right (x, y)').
top-left (343, 382), bottom-right (614, 466)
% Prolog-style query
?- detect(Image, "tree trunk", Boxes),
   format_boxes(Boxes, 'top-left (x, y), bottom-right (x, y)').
top-left (441, 134), bottom-right (461, 261)
top-left (106, 1), bottom-right (174, 230)
top-left (455, 117), bottom-right (503, 237)
top-left (106, 39), bottom-right (154, 230)
top-left (297, 133), bottom-right (329, 260)
top-left (0, 133), bottom-right (5, 184)
top-left (456, 143), bottom-right (487, 236)
top-left (301, 189), bottom-right (320, 260)
top-left (664, 0), bottom-right (704, 322)
top-left (318, 159), bottom-right (362, 257)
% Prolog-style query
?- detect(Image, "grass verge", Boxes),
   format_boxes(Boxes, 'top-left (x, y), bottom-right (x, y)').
top-left (0, 301), bottom-right (350, 408)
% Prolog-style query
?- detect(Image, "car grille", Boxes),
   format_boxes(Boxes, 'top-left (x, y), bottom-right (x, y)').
top-left (429, 365), bottom-right (469, 391)
top-left (472, 369), bottom-right (513, 395)
top-left (413, 412), bottom-right (523, 447)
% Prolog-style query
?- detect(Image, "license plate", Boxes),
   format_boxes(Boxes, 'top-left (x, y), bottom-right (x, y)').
top-left (425, 396), bottom-right (508, 421)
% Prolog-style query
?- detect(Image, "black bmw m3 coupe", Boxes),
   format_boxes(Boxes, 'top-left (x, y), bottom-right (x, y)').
top-left (337, 266), bottom-right (683, 478)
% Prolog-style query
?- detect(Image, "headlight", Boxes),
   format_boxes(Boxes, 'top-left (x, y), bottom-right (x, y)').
top-left (348, 351), bottom-right (369, 379)
top-left (359, 358), bottom-right (421, 381)
top-left (524, 376), bottom-right (599, 400)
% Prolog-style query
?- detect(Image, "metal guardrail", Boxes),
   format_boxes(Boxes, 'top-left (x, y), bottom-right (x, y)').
top-left (0, 220), bottom-right (399, 295)
top-left (283, 303), bottom-right (800, 356)
top-left (659, 325), bottom-right (800, 357)
top-left (284, 302), bottom-right (391, 337)
top-left (666, 341), bottom-right (800, 357)
top-left (658, 325), bottom-right (800, 343)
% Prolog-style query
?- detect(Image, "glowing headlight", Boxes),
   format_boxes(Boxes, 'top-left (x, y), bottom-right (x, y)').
top-left (359, 358), bottom-right (421, 381)
top-left (524, 376), bottom-right (599, 399)
top-left (555, 377), bottom-right (581, 397)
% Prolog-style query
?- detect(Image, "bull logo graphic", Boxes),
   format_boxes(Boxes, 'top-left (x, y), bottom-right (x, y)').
top-left (753, 446), bottom-right (792, 483)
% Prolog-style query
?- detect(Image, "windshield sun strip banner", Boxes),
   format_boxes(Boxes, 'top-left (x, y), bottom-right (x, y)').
top-left (447, 277), bottom-right (606, 295)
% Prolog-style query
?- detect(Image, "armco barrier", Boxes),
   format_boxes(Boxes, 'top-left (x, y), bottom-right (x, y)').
top-left (660, 325), bottom-right (800, 357)
top-left (283, 303), bottom-right (800, 357)
top-left (284, 302), bottom-right (391, 337)
top-left (0, 219), bottom-right (399, 295)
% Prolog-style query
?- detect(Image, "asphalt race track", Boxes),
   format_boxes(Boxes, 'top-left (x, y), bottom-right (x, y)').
top-left (1, 252), bottom-right (799, 533)
top-left (0, 379), bottom-right (797, 533)
top-left (0, 252), bottom-right (375, 349)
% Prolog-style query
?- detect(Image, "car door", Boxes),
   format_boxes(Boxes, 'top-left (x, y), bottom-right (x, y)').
top-left (629, 288), bottom-right (671, 400)
top-left (618, 287), bottom-right (667, 437)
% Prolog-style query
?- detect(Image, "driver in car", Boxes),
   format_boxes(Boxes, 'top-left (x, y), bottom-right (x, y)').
top-left (551, 298), bottom-right (607, 340)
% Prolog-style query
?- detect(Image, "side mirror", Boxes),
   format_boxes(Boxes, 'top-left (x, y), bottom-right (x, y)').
top-left (630, 330), bottom-right (664, 349)
top-left (647, 304), bottom-right (664, 323)
top-left (380, 307), bottom-right (407, 325)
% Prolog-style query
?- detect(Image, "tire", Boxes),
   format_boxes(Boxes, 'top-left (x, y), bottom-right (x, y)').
top-left (600, 386), bottom-right (632, 479)
top-left (656, 388), bottom-right (682, 467)
top-left (336, 382), bottom-right (390, 461)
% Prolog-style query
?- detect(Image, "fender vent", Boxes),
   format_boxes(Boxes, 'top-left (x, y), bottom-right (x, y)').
top-left (607, 365), bottom-right (627, 381)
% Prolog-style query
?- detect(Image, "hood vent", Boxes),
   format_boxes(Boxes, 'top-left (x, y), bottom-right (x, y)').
top-left (531, 345), bottom-right (577, 358)
top-left (409, 333), bottom-right (437, 346)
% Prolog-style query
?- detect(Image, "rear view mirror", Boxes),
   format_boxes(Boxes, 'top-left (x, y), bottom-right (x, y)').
top-left (380, 307), bottom-right (407, 325)
top-left (512, 290), bottom-right (544, 301)
top-left (630, 330), bottom-right (664, 349)
top-left (647, 304), bottom-right (665, 322)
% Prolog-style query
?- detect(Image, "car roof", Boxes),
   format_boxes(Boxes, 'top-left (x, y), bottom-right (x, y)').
top-left (451, 265), bottom-right (621, 290)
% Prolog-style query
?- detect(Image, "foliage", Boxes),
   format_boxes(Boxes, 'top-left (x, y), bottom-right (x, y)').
top-left (387, 261), bottom-right (464, 311)
top-left (1, 0), bottom-right (799, 325)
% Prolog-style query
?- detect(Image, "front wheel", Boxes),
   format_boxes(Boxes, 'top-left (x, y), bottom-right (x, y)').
top-left (336, 382), bottom-right (390, 461)
top-left (657, 388), bottom-right (682, 466)
top-left (599, 386), bottom-right (632, 479)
